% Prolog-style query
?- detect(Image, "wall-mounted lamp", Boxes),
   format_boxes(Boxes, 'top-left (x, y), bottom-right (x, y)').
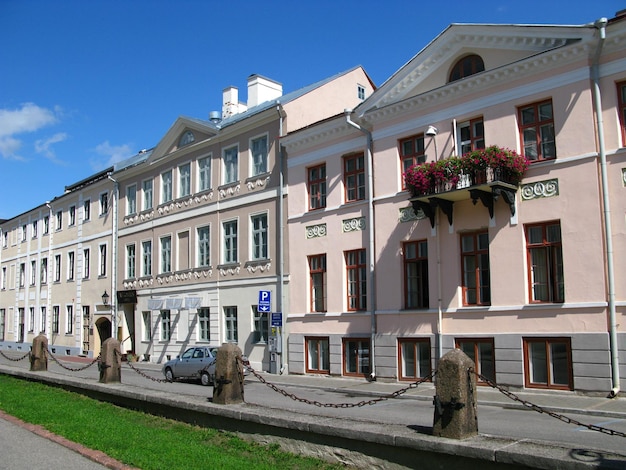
top-left (102, 290), bottom-right (110, 306)
top-left (425, 125), bottom-right (438, 136)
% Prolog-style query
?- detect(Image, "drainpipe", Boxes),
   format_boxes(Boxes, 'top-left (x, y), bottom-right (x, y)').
top-left (45, 201), bottom-right (54, 342)
top-left (345, 109), bottom-right (377, 381)
top-left (107, 175), bottom-right (119, 340)
top-left (276, 103), bottom-right (286, 373)
top-left (591, 18), bottom-right (620, 397)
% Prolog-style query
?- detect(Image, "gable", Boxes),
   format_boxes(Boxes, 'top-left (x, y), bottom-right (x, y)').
top-left (147, 117), bottom-right (218, 164)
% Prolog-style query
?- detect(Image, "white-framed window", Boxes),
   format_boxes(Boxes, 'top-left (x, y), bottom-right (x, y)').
top-left (197, 225), bottom-right (210, 267)
top-left (160, 235), bottom-right (172, 273)
top-left (179, 163), bottom-right (191, 198)
top-left (142, 240), bottom-right (152, 276)
top-left (358, 84), bottom-right (366, 101)
top-left (252, 305), bottom-right (269, 343)
top-left (83, 199), bottom-right (91, 221)
top-left (2, 231), bottom-right (7, 247)
top-left (251, 135), bottom-right (268, 176)
top-left (69, 205), bottom-right (76, 226)
top-left (21, 224), bottom-right (27, 241)
top-left (0, 308), bottom-right (5, 340)
top-left (99, 192), bottom-right (109, 215)
top-left (99, 244), bottom-right (107, 277)
top-left (126, 244), bottom-right (136, 279)
top-left (54, 254), bottom-right (61, 282)
top-left (222, 220), bottom-right (238, 264)
top-left (127, 184), bottom-right (137, 215)
top-left (160, 310), bottom-right (171, 341)
top-left (29, 307), bottom-right (35, 332)
top-left (161, 170), bottom-right (173, 204)
top-left (30, 260), bottom-right (36, 286)
top-left (224, 306), bottom-right (238, 342)
top-left (43, 215), bottom-right (49, 234)
top-left (67, 251), bottom-right (75, 281)
top-left (32, 220), bottom-right (38, 238)
top-left (56, 211), bottom-right (63, 230)
top-left (66, 305), bottom-right (73, 334)
top-left (40, 258), bottom-right (47, 284)
top-left (83, 248), bottom-right (90, 278)
top-left (142, 311), bottom-right (152, 341)
top-left (52, 306), bottom-right (60, 334)
top-left (1, 266), bottom-right (6, 290)
top-left (223, 145), bottom-right (238, 184)
top-left (198, 155), bottom-right (211, 192)
top-left (40, 306), bottom-right (46, 333)
top-left (457, 117), bottom-right (485, 155)
top-left (19, 263), bottom-right (25, 287)
top-left (143, 179), bottom-right (153, 210)
top-left (198, 307), bottom-right (210, 341)
top-left (251, 213), bottom-right (268, 260)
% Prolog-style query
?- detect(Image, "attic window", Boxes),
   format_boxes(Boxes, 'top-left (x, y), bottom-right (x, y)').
top-left (179, 130), bottom-right (195, 147)
top-left (448, 54), bottom-right (485, 83)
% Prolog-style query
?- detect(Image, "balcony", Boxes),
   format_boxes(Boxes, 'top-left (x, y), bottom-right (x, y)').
top-left (409, 168), bottom-right (519, 228)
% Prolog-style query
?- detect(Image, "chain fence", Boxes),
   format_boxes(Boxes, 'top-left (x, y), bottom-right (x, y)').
top-left (47, 349), bottom-right (101, 372)
top-left (0, 349), bottom-right (30, 362)
top-left (125, 356), bottom-right (172, 383)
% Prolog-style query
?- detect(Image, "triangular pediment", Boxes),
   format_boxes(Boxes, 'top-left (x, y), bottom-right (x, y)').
top-left (359, 23), bottom-right (596, 114)
top-left (147, 116), bottom-right (219, 164)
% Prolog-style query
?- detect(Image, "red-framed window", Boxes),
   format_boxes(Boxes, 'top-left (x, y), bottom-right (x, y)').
top-left (306, 336), bottom-right (330, 374)
top-left (449, 54), bottom-right (485, 83)
top-left (343, 337), bottom-right (370, 377)
top-left (398, 338), bottom-right (432, 381)
top-left (518, 99), bottom-right (556, 162)
top-left (525, 221), bottom-right (564, 303)
top-left (308, 254), bottom-right (327, 312)
top-left (523, 337), bottom-right (573, 390)
top-left (400, 134), bottom-right (425, 189)
top-left (403, 240), bottom-right (429, 309)
top-left (307, 164), bottom-right (326, 210)
top-left (458, 117), bottom-right (485, 155)
top-left (344, 153), bottom-right (365, 202)
top-left (455, 338), bottom-right (495, 385)
top-left (345, 249), bottom-right (366, 311)
top-left (618, 81), bottom-right (626, 147)
top-left (461, 231), bottom-right (490, 306)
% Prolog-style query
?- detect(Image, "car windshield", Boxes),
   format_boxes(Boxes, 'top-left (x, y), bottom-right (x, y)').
top-left (181, 349), bottom-right (194, 359)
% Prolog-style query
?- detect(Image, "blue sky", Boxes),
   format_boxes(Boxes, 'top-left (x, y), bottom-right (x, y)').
top-left (1, 0), bottom-right (623, 220)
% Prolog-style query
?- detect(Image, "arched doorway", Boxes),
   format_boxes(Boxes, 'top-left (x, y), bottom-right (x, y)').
top-left (95, 317), bottom-right (112, 345)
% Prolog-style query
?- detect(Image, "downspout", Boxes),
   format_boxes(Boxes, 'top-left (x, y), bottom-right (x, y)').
top-left (107, 175), bottom-right (119, 340)
top-left (345, 109), bottom-right (377, 381)
top-left (591, 18), bottom-right (620, 397)
top-left (45, 201), bottom-right (54, 342)
top-left (276, 103), bottom-right (286, 373)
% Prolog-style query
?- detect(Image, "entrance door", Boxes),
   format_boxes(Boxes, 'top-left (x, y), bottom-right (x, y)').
top-left (96, 317), bottom-right (112, 345)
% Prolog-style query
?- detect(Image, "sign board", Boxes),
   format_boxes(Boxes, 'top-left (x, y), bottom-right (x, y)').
top-left (271, 312), bottom-right (282, 327)
top-left (117, 290), bottom-right (137, 304)
top-left (258, 290), bottom-right (271, 312)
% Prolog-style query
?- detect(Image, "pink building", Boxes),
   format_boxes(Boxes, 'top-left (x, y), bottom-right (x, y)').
top-left (284, 13), bottom-right (626, 394)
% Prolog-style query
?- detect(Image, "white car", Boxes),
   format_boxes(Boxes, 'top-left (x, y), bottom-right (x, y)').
top-left (162, 346), bottom-right (216, 386)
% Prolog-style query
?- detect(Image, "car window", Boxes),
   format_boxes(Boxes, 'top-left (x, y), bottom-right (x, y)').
top-left (193, 349), bottom-right (204, 359)
top-left (181, 349), bottom-right (194, 359)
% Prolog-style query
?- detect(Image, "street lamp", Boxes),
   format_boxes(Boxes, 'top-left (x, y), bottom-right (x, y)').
top-left (102, 290), bottom-right (110, 306)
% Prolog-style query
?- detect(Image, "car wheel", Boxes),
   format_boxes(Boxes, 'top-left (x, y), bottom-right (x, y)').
top-left (164, 367), bottom-right (174, 382)
top-left (200, 371), bottom-right (212, 386)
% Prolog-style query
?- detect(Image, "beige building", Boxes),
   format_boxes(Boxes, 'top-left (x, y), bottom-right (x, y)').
top-left (0, 169), bottom-right (117, 359)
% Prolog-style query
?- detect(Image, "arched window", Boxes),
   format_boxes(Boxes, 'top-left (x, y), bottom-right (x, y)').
top-left (179, 130), bottom-right (195, 147)
top-left (448, 54), bottom-right (485, 83)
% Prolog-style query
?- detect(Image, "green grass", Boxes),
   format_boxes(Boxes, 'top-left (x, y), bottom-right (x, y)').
top-left (0, 375), bottom-right (345, 469)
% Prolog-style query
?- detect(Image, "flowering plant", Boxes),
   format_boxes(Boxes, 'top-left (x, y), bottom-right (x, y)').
top-left (462, 146), bottom-right (529, 181)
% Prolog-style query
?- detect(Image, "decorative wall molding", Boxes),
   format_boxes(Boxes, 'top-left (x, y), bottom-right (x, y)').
top-left (306, 223), bottom-right (327, 239)
top-left (245, 261), bottom-right (272, 273)
top-left (521, 179), bottom-right (559, 200)
top-left (246, 175), bottom-right (271, 191)
top-left (342, 217), bottom-right (366, 233)
top-left (219, 184), bottom-right (241, 199)
top-left (399, 206), bottom-right (425, 223)
top-left (219, 265), bottom-right (241, 276)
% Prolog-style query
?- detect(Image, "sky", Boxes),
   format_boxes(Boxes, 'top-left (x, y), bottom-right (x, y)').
top-left (1, 0), bottom-right (623, 220)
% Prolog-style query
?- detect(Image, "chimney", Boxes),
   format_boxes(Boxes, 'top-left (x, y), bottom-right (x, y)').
top-left (222, 86), bottom-right (238, 119)
top-left (247, 74), bottom-right (282, 108)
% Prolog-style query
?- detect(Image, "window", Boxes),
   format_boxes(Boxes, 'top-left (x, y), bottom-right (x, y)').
top-left (161, 170), bottom-right (173, 203)
top-left (1, 267), bottom-right (5, 290)
top-left (142, 240), bottom-right (152, 276)
top-left (56, 211), bottom-right (62, 230)
top-left (518, 100), bottom-right (555, 162)
top-left (32, 220), bottom-right (38, 238)
top-left (222, 220), bottom-right (238, 264)
top-left (251, 135), bottom-right (268, 176)
top-left (160, 310), bottom-right (171, 341)
top-left (142, 311), bottom-right (152, 341)
top-left (198, 156), bottom-right (211, 192)
top-left (357, 84), bottom-right (366, 101)
top-left (398, 339), bottom-right (431, 381)
top-left (30, 260), bottom-right (36, 286)
top-left (0, 308), bottom-right (4, 340)
top-left (19, 263), bottom-right (25, 287)
top-left (66, 305), bottom-right (73, 334)
top-left (40, 306), bottom-right (46, 333)
top-left (456, 338), bottom-right (495, 384)
top-left (127, 184), bottom-right (137, 215)
top-left (99, 192), bottom-right (109, 215)
top-left (308, 164), bottom-right (326, 210)
top-left (306, 337), bottom-right (330, 374)
top-left (198, 308), bottom-right (210, 342)
top-left (2, 231), bottom-right (7, 247)
top-left (179, 130), bottom-right (195, 147)
top-left (67, 251), bottom-right (74, 281)
top-left (309, 254), bottom-right (327, 312)
top-left (179, 163), bottom-right (191, 198)
top-left (345, 249), bottom-right (366, 311)
top-left (449, 54), bottom-right (485, 82)
top-left (197, 226), bottom-right (210, 267)
top-left (458, 118), bottom-right (485, 155)
top-left (461, 232), bottom-right (490, 306)
top-left (143, 179), bottom-right (153, 210)
top-left (223, 146), bottom-right (238, 184)
top-left (21, 224), bottom-right (27, 241)
top-left (343, 338), bottom-right (370, 376)
top-left (618, 81), bottom-right (626, 146)
top-left (52, 306), bottom-right (60, 334)
top-left (83, 249), bottom-right (90, 279)
top-left (99, 244), bottom-right (107, 276)
top-left (43, 215), bottom-right (49, 234)
top-left (83, 199), bottom-right (91, 221)
top-left (526, 222), bottom-right (564, 303)
top-left (224, 306), bottom-right (238, 342)
top-left (404, 240), bottom-right (429, 309)
top-left (54, 255), bottom-right (61, 282)
top-left (523, 337), bottom-right (573, 390)
top-left (126, 244), bottom-right (136, 279)
top-left (399, 135), bottom-right (425, 188)
top-left (160, 236), bottom-right (172, 273)
top-left (252, 305), bottom-right (269, 343)
top-left (344, 154), bottom-right (365, 202)
top-left (250, 214), bottom-right (267, 260)
top-left (69, 205), bottom-right (76, 226)
top-left (40, 258), bottom-right (48, 284)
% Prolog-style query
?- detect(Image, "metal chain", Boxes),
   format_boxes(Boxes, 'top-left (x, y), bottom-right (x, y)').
top-left (47, 349), bottom-right (100, 372)
top-left (469, 369), bottom-right (626, 438)
top-left (0, 349), bottom-right (31, 362)
top-left (246, 363), bottom-right (436, 408)
top-left (125, 358), bottom-right (171, 383)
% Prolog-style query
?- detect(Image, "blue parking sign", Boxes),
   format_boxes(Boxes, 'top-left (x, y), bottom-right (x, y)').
top-left (258, 290), bottom-right (271, 312)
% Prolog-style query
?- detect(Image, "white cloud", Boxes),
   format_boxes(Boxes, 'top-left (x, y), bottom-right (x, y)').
top-left (34, 132), bottom-right (68, 164)
top-left (0, 103), bottom-right (59, 159)
top-left (91, 140), bottom-right (133, 170)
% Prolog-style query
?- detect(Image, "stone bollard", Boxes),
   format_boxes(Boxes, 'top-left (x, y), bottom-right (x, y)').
top-left (212, 343), bottom-right (244, 404)
top-left (99, 338), bottom-right (122, 384)
top-left (30, 334), bottom-right (48, 371)
top-left (432, 348), bottom-right (478, 439)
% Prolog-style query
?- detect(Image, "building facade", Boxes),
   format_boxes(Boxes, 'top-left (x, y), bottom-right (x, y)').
top-left (284, 14), bottom-right (626, 394)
